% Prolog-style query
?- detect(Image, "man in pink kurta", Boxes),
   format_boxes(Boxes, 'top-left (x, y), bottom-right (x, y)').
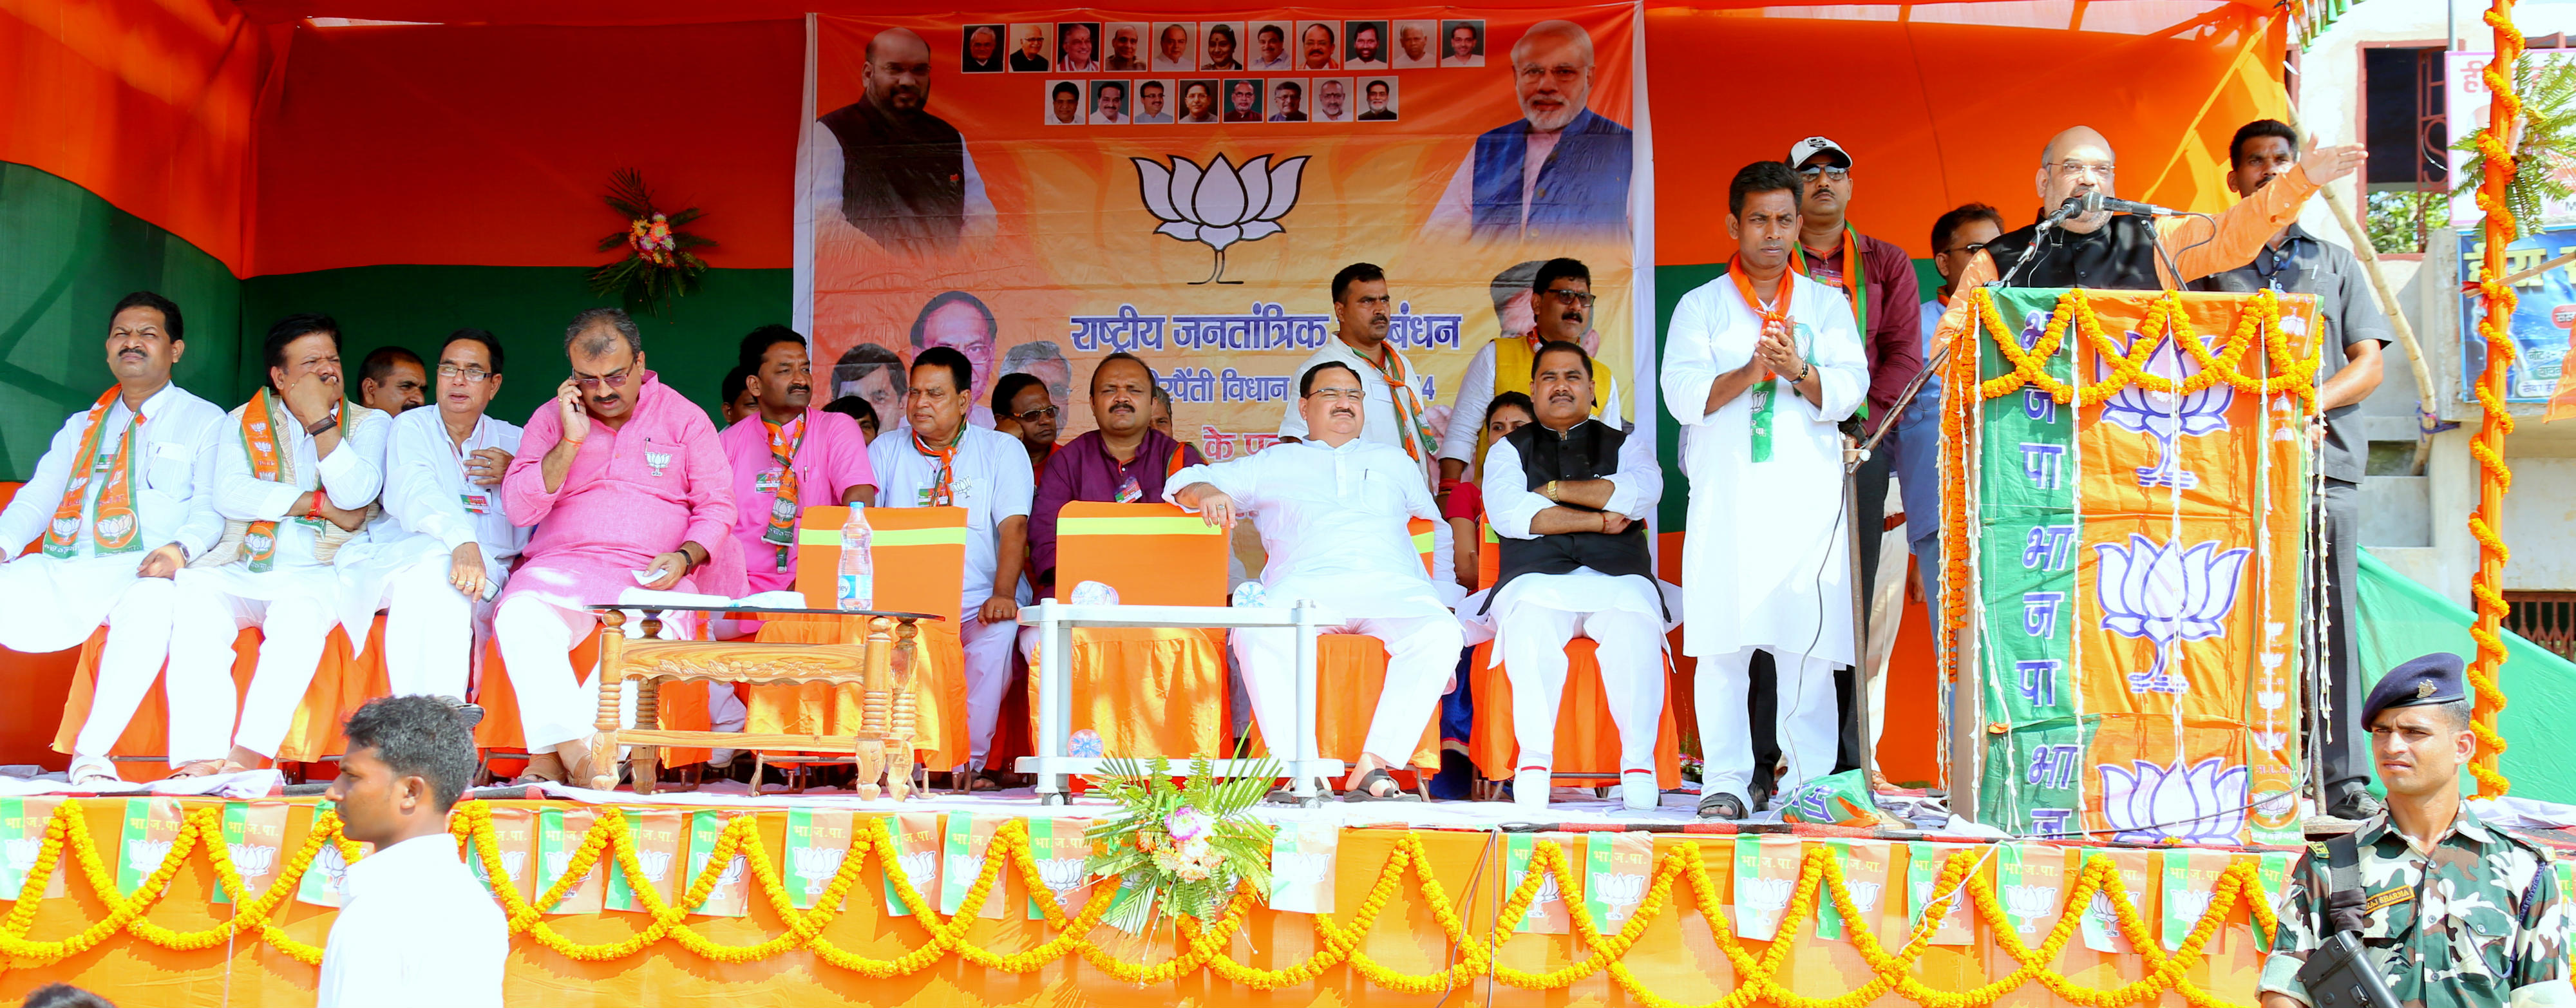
top-left (720, 326), bottom-right (877, 594)
top-left (495, 309), bottom-right (741, 785)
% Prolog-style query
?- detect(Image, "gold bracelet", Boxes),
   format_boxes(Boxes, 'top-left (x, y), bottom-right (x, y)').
top-left (1542, 480), bottom-right (1560, 503)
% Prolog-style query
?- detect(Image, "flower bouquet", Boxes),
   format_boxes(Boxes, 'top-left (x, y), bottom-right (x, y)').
top-left (587, 168), bottom-right (714, 316)
top-left (1081, 755), bottom-right (1277, 933)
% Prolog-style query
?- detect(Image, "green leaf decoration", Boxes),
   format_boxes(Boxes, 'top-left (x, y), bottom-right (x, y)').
top-left (586, 168), bottom-right (714, 316)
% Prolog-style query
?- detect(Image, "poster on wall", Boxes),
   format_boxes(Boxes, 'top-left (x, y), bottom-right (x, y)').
top-left (794, 7), bottom-right (1647, 464)
top-left (2458, 227), bottom-right (2576, 411)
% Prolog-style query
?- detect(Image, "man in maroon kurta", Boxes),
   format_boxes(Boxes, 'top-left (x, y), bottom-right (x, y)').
top-left (1027, 353), bottom-right (1206, 600)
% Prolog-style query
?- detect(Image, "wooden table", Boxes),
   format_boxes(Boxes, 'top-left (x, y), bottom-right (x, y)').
top-left (584, 605), bottom-right (942, 797)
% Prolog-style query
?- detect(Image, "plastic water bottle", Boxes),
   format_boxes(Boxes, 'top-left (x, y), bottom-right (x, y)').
top-left (837, 508), bottom-right (873, 611)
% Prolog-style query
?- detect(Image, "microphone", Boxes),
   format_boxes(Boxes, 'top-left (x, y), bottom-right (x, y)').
top-left (2039, 194), bottom-right (2093, 227)
top-left (2091, 193), bottom-right (2183, 216)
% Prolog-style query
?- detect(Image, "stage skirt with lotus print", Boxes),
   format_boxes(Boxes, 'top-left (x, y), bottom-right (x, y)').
top-left (1958, 287), bottom-right (2319, 847)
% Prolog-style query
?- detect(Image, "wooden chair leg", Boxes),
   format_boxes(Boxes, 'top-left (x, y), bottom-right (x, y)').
top-left (630, 678), bottom-right (662, 795)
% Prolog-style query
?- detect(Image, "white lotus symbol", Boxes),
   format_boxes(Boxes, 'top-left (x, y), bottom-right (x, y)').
top-left (634, 848), bottom-right (674, 882)
top-left (1593, 872), bottom-right (1645, 909)
top-left (1037, 857), bottom-right (1086, 892)
top-left (791, 847), bottom-right (844, 892)
top-left (898, 850), bottom-right (938, 887)
top-left (1845, 880), bottom-right (1884, 912)
top-left (1133, 153), bottom-right (1310, 285)
top-left (2094, 534), bottom-right (2249, 694)
top-left (2003, 884), bottom-right (2060, 931)
top-left (2098, 757), bottom-right (2248, 843)
top-left (2096, 332), bottom-right (2234, 489)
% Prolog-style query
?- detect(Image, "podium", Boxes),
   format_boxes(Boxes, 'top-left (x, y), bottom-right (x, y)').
top-left (1937, 287), bottom-right (2319, 845)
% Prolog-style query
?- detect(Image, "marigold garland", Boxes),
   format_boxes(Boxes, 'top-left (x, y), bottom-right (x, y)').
top-left (2464, 0), bottom-right (2523, 796)
top-left (0, 799), bottom-right (2297, 1007)
top-left (1969, 288), bottom-right (2319, 410)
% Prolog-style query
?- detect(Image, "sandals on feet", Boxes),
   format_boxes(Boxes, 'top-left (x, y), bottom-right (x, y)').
top-left (1341, 767), bottom-right (1421, 803)
top-left (1696, 791), bottom-right (1748, 821)
top-left (67, 759), bottom-right (123, 789)
top-left (165, 759), bottom-right (243, 780)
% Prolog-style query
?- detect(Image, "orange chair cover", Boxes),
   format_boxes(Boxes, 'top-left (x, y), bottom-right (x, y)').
top-left (736, 506), bottom-right (971, 767)
top-left (1041, 503), bottom-right (1233, 760)
top-left (50, 618), bottom-right (399, 772)
top-left (1466, 640), bottom-right (1683, 786)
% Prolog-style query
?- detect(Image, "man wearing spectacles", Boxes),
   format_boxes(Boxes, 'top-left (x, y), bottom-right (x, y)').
top-left (720, 325), bottom-right (876, 598)
top-left (992, 372), bottom-right (1061, 475)
top-left (1438, 258), bottom-right (1625, 504)
top-left (336, 328), bottom-right (529, 708)
top-left (1424, 20), bottom-right (1631, 243)
top-left (1893, 205), bottom-right (2003, 611)
top-left (1172, 361), bottom-right (1464, 802)
top-left (1929, 126), bottom-right (2365, 351)
top-left (493, 308), bottom-right (744, 787)
top-left (2197, 120), bottom-right (2391, 822)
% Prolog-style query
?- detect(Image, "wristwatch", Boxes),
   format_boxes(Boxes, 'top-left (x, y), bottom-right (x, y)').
top-left (305, 415), bottom-right (334, 435)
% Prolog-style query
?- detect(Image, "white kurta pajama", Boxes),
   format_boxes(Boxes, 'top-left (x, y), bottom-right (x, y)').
top-left (868, 425), bottom-right (1035, 773)
top-left (1480, 423), bottom-right (1665, 803)
top-left (1660, 271), bottom-right (1866, 801)
top-left (335, 408), bottom-right (529, 699)
top-left (0, 385), bottom-right (227, 768)
top-left (314, 832), bottom-right (508, 1007)
top-left (171, 401), bottom-right (390, 761)
top-left (1171, 439), bottom-right (1464, 768)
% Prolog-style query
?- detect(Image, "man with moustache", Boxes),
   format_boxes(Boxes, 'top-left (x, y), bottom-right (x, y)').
top-left (1172, 362), bottom-right (1462, 802)
top-left (1048, 82), bottom-right (1081, 125)
top-left (1269, 81), bottom-right (1307, 122)
top-left (1009, 25), bottom-right (1050, 72)
top-left (1481, 341), bottom-right (1665, 810)
top-left (962, 25), bottom-right (1004, 73)
top-left (1439, 258), bottom-right (1624, 500)
top-left (495, 309), bottom-right (741, 787)
top-left (1027, 353), bottom-right (1206, 599)
top-left (1661, 162), bottom-right (1869, 820)
top-left (993, 372), bottom-right (1061, 475)
top-left (7, 293), bottom-right (226, 787)
top-left (1357, 79), bottom-right (1396, 120)
top-left (1133, 80), bottom-right (1173, 124)
top-left (1179, 81), bottom-right (1220, 123)
top-left (1929, 125), bottom-right (2365, 347)
top-left (1223, 79), bottom-right (1262, 122)
top-left (1426, 20), bottom-right (1629, 242)
top-left (2197, 120), bottom-right (2391, 821)
top-left (815, 26), bottom-right (996, 249)
top-left (1202, 23), bottom-right (1243, 71)
top-left (1105, 24), bottom-right (1146, 71)
top-left (1347, 23), bottom-right (1388, 70)
top-left (1250, 24), bottom-right (1291, 70)
top-left (171, 314), bottom-right (391, 775)
top-left (831, 343), bottom-right (906, 429)
top-left (333, 328), bottom-right (529, 703)
top-left (1314, 79), bottom-right (1349, 122)
top-left (1300, 23), bottom-right (1338, 71)
top-left (1396, 23), bottom-right (1435, 68)
top-left (355, 347), bottom-right (428, 416)
top-left (1280, 263), bottom-right (1441, 488)
top-left (1090, 81), bottom-right (1129, 125)
top-left (869, 348), bottom-right (1034, 783)
top-left (1777, 135), bottom-right (1920, 782)
top-left (1154, 24), bottom-right (1195, 72)
top-left (721, 325), bottom-right (876, 595)
top-left (1056, 23), bottom-right (1100, 72)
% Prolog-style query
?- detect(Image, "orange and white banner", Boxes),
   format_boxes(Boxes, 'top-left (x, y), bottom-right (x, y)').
top-left (797, 7), bottom-right (1647, 457)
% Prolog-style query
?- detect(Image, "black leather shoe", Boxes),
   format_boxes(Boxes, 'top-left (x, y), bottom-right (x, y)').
top-left (2325, 783), bottom-right (2385, 821)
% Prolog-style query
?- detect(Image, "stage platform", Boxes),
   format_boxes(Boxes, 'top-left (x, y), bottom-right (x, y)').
top-left (0, 772), bottom-right (2352, 1008)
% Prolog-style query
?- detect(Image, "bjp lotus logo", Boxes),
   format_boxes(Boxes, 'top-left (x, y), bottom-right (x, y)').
top-left (1133, 153), bottom-right (1309, 285)
top-left (2097, 332), bottom-right (2234, 489)
top-left (2097, 757), bottom-right (2248, 844)
top-left (2093, 533), bottom-right (2249, 694)
top-left (791, 847), bottom-right (844, 893)
top-left (1036, 857), bottom-right (1087, 894)
top-left (2003, 884), bottom-right (2060, 932)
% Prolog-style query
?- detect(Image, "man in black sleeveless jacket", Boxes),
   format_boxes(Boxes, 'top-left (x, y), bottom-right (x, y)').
top-left (813, 28), bottom-right (996, 250)
top-left (1480, 341), bottom-right (1667, 811)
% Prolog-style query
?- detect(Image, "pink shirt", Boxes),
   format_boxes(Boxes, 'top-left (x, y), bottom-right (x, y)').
top-left (718, 410), bottom-right (876, 593)
top-left (500, 371), bottom-right (743, 611)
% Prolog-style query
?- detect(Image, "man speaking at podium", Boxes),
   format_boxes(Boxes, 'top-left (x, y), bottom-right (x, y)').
top-left (1927, 125), bottom-right (2365, 345)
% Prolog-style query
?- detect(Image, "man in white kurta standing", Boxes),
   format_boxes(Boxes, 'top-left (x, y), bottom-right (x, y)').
top-left (1660, 162), bottom-right (1868, 821)
top-left (316, 695), bottom-right (505, 1007)
top-left (336, 328), bottom-right (527, 702)
top-left (867, 346), bottom-right (1033, 785)
top-left (4, 293), bottom-right (226, 787)
top-left (1173, 361), bottom-right (1464, 802)
top-left (1482, 341), bottom-right (1664, 810)
top-left (1278, 263), bottom-right (1442, 489)
top-left (171, 314), bottom-right (388, 775)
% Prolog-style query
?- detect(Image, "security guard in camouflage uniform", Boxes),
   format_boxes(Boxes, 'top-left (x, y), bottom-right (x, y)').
top-left (2260, 652), bottom-right (2575, 1008)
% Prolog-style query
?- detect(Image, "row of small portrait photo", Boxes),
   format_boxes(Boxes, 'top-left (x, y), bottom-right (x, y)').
top-left (967, 19), bottom-right (1484, 74)
top-left (1041, 77), bottom-right (1400, 124)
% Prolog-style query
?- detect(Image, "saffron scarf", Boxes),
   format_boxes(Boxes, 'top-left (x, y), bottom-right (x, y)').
top-left (912, 426), bottom-right (963, 507)
top-left (1730, 258), bottom-right (1811, 464)
top-left (761, 414), bottom-right (804, 569)
top-left (42, 388), bottom-right (144, 559)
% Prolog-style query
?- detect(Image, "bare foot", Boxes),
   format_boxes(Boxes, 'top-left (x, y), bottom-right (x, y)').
top-left (166, 759), bottom-right (232, 779)
top-left (518, 752), bottom-right (569, 784)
